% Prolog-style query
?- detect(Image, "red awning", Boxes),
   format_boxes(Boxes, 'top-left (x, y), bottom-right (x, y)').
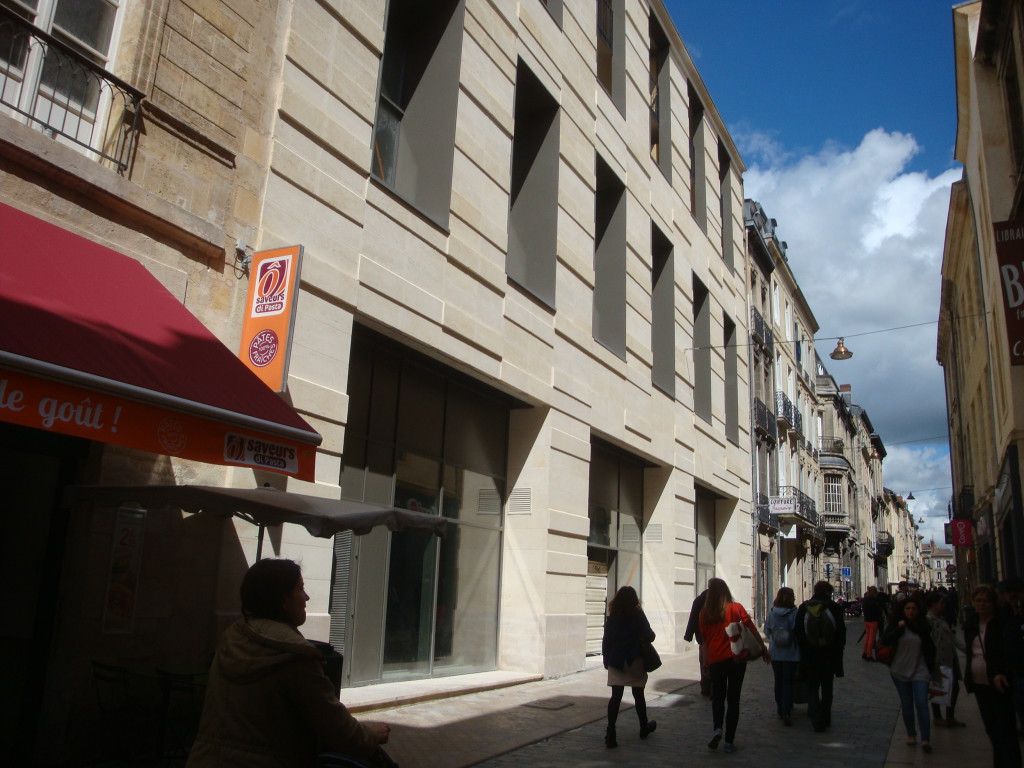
top-left (0, 202), bottom-right (320, 480)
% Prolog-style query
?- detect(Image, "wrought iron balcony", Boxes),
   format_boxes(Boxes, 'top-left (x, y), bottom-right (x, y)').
top-left (755, 492), bottom-right (778, 530)
top-left (754, 396), bottom-right (777, 442)
top-left (818, 436), bottom-right (845, 455)
top-left (773, 485), bottom-right (818, 527)
top-left (955, 486), bottom-right (974, 519)
top-left (794, 410), bottom-right (804, 437)
top-left (775, 391), bottom-right (794, 428)
top-left (0, 4), bottom-right (144, 174)
top-left (876, 531), bottom-right (895, 557)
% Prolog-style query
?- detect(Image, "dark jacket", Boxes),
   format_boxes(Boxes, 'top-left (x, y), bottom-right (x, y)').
top-left (683, 590), bottom-right (707, 644)
top-left (881, 617), bottom-right (937, 677)
top-left (862, 595), bottom-right (885, 623)
top-left (602, 610), bottom-right (655, 671)
top-left (795, 598), bottom-right (847, 676)
top-left (963, 610), bottom-right (1012, 693)
top-left (187, 618), bottom-right (379, 768)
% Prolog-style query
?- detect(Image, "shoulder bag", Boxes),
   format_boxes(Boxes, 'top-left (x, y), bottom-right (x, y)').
top-left (726, 604), bottom-right (763, 661)
top-left (640, 638), bottom-right (662, 672)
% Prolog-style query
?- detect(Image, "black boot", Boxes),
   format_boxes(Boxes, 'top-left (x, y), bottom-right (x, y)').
top-left (605, 725), bottom-right (617, 748)
top-left (640, 719), bottom-right (658, 738)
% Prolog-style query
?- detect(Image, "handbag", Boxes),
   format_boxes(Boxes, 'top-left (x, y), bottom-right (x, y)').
top-left (875, 641), bottom-right (895, 665)
top-left (640, 639), bottom-right (662, 672)
top-left (929, 665), bottom-right (953, 706)
top-left (726, 610), bottom-right (764, 662)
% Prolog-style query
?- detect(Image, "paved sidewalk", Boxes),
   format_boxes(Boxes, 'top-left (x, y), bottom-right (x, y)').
top-left (344, 620), bottom-right (987, 768)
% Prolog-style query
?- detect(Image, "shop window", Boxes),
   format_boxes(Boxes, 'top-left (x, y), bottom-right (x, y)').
top-left (371, 0), bottom-right (466, 226)
top-left (508, 59), bottom-right (559, 307)
top-left (594, 154), bottom-right (626, 358)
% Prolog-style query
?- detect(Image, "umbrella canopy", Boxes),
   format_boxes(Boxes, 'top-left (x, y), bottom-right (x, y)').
top-left (66, 484), bottom-right (448, 538)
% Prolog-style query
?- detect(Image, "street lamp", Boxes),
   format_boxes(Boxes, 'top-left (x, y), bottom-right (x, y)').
top-left (830, 338), bottom-right (852, 360)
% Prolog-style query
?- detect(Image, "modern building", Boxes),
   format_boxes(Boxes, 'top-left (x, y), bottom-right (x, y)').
top-left (939, 0), bottom-right (1024, 589)
top-left (0, 2), bottom-right (756, 763)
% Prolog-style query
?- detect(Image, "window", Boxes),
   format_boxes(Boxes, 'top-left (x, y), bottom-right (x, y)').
top-left (692, 275), bottom-right (711, 423)
top-left (651, 223), bottom-right (674, 395)
top-left (371, 0), bottom-right (466, 225)
top-left (724, 313), bottom-right (738, 444)
top-left (687, 81), bottom-right (706, 228)
top-left (824, 474), bottom-right (842, 514)
top-left (718, 140), bottom-right (733, 270)
top-left (1004, 43), bottom-right (1024, 175)
top-left (648, 13), bottom-right (670, 177)
top-left (0, 0), bottom-right (138, 172)
top-left (508, 60), bottom-right (560, 307)
top-left (538, 0), bottom-right (562, 26)
top-left (594, 154), bottom-right (626, 358)
top-left (596, 0), bottom-right (625, 114)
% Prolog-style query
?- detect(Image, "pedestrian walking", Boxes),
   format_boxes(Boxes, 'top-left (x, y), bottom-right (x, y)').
top-left (698, 577), bottom-right (770, 753)
top-left (1000, 577), bottom-right (1024, 734)
top-left (881, 596), bottom-right (937, 753)
top-left (601, 585), bottom-right (657, 749)
top-left (795, 580), bottom-right (846, 732)
top-left (926, 591), bottom-right (965, 727)
top-left (763, 586), bottom-right (800, 726)
top-left (862, 586), bottom-right (884, 661)
top-left (963, 584), bottom-right (1022, 768)
top-left (683, 587), bottom-right (711, 696)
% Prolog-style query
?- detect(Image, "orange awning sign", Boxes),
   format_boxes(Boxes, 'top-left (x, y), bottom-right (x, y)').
top-left (0, 366), bottom-right (316, 478)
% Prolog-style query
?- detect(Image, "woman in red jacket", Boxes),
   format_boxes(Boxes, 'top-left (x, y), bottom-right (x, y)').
top-left (698, 578), bottom-right (770, 754)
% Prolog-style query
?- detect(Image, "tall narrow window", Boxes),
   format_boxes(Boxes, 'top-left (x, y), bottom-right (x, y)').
top-left (596, 0), bottom-right (625, 114)
top-left (648, 14), bottom-right (670, 178)
top-left (693, 275), bottom-right (711, 423)
top-left (724, 313), bottom-right (738, 444)
top-left (718, 140), bottom-right (733, 270)
top-left (594, 154), bottom-right (626, 358)
top-left (508, 60), bottom-right (560, 307)
top-left (1005, 45), bottom-right (1024, 176)
top-left (824, 474), bottom-right (843, 514)
top-left (371, 0), bottom-right (466, 225)
top-left (688, 82), bottom-right (706, 229)
top-left (651, 223), bottom-right (674, 395)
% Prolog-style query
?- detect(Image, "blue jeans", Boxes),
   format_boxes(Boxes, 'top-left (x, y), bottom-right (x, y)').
top-left (891, 677), bottom-right (931, 742)
top-left (772, 660), bottom-right (798, 717)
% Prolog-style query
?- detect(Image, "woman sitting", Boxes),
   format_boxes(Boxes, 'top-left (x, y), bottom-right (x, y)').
top-left (187, 558), bottom-right (393, 768)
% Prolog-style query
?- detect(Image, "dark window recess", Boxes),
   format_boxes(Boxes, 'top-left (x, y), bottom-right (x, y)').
top-left (507, 60), bottom-right (560, 308)
top-left (596, 0), bottom-right (625, 114)
top-left (693, 275), bottom-right (711, 423)
top-left (724, 314), bottom-right (738, 444)
top-left (649, 14), bottom-right (670, 179)
top-left (594, 154), bottom-right (627, 358)
top-left (651, 223), bottom-right (674, 396)
top-left (718, 140), bottom-right (733, 270)
top-left (371, 0), bottom-right (466, 225)
top-left (688, 82), bottom-right (706, 228)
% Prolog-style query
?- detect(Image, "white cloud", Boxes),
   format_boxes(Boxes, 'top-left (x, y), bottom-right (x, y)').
top-left (743, 128), bottom-right (960, 546)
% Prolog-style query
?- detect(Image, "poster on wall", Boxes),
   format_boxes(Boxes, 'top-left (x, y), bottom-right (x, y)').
top-left (238, 245), bottom-right (304, 391)
top-left (102, 507), bottom-right (147, 634)
top-left (993, 220), bottom-right (1024, 365)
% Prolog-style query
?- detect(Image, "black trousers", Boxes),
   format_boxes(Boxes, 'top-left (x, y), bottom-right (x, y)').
top-left (975, 684), bottom-right (1023, 768)
top-left (805, 662), bottom-right (835, 728)
top-left (709, 658), bottom-right (746, 743)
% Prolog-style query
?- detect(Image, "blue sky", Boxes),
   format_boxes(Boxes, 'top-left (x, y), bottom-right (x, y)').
top-left (662, 0), bottom-right (960, 543)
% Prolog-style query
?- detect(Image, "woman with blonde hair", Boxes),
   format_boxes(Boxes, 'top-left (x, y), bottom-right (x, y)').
top-left (698, 578), bottom-right (770, 753)
top-left (601, 585), bottom-right (657, 748)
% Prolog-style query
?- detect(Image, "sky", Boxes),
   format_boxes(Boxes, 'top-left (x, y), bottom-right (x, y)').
top-left (662, 0), bottom-right (961, 546)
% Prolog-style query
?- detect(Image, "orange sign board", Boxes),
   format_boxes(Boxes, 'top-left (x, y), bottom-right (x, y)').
top-left (239, 245), bottom-right (303, 391)
top-left (0, 366), bottom-right (316, 481)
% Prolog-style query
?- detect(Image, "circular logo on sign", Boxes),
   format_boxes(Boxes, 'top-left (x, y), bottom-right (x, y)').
top-left (248, 329), bottom-right (279, 368)
top-left (157, 416), bottom-right (187, 454)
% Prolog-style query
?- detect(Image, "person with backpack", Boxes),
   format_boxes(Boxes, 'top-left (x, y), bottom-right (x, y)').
top-left (764, 586), bottom-right (800, 725)
top-left (795, 580), bottom-right (846, 732)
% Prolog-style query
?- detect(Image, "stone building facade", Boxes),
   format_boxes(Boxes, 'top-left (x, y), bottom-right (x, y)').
top-left (0, 2), bottom-right (755, 762)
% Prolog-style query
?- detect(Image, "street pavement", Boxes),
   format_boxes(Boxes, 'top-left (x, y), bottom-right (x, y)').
top-left (344, 617), bottom-right (988, 768)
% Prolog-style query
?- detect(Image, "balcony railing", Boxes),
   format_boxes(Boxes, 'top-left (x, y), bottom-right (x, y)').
top-left (755, 492), bottom-right (778, 529)
top-left (821, 512), bottom-right (848, 530)
top-left (0, 4), bottom-right (144, 174)
top-left (955, 486), bottom-right (975, 519)
top-left (819, 436), bottom-right (845, 455)
top-left (752, 307), bottom-right (765, 345)
top-left (775, 391), bottom-right (794, 428)
top-left (754, 396), bottom-right (777, 441)
top-left (774, 485), bottom-right (818, 527)
top-left (876, 531), bottom-right (895, 557)
top-left (794, 410), bottom-right (803, 437)
top-left (764, 326), bottom-right (774, 358)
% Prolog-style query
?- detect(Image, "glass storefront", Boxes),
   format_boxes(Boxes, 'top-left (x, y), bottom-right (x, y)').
top-left (337, 327), bottom-right (510, 683)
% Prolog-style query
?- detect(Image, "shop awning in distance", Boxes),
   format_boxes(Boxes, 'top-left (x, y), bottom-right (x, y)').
top-left (0, 202), bottom-right (321, 480)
